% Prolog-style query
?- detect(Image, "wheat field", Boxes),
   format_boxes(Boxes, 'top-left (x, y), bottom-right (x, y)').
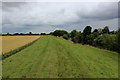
top-left (2, 36), bottom-right (40, 54)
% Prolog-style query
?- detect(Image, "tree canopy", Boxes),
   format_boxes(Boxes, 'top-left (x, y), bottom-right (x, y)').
top-left (83, 26), bottom-right (92, 36)
top-left (52, 30), bottom-right (68, 37)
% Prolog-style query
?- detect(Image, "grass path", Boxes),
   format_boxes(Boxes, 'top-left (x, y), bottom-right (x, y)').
top-left (2, 36), bottom-right (118, 78)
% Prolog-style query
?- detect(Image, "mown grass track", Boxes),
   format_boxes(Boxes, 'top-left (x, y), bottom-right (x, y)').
top-left (2, 36), bottom-right (118, 78)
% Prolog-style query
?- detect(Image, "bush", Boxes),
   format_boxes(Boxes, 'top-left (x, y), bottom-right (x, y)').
top-left (70, 30), bottom-right (78, 41)
top-left (86, 32), bottom-right (99, 45)
top-left (93, 34), bottom-right (118, 51)
top-left (73, 32), bottom-right (83, 43)
top-left (63, 34), bottom-right (69, 40)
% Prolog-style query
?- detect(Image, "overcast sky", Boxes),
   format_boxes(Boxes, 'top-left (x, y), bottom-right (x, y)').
top-left (1, 1), bottom-right (119, 33)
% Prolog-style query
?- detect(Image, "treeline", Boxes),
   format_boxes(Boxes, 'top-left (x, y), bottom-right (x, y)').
top-left (50, 26), bottom-right (120, 53)
top-left (2, 32), bottom-right (48, 36)
top-left (2, 26), bottom-right (120, 53)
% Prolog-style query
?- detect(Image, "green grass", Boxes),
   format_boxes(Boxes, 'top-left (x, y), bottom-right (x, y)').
top-left (2, 36), bottom-right (118, 78)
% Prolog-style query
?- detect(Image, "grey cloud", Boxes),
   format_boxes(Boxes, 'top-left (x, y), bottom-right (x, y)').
top-left (2, 2), bottom-right (118, 33)
top-left (77, 2), bottom-right (118, 21)
top-left (2, 2), bottom-right (26, 11)
top-left (2, 18), bottom-right (12, 25)
top-left (2, 26), bottom-right (31, 33)
top-left (118, 2), bottom-right (120, 18)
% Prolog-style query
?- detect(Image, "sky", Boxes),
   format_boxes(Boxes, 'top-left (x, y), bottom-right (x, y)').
top-left (1, 1), bottom-right (119, 33)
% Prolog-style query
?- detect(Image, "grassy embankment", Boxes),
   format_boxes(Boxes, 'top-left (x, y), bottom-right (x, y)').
top-left (2, 36), bottom-right (118, 78)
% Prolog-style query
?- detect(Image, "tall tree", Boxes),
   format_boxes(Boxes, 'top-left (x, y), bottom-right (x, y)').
top-left (70, 30), bottom-right (78, 41)
top-left (102, 26), bottom-right (110, 34)
top-left (83, 26), bottom-right (92, 36)
top-left (29, 32), bottom-right (32, 35)
top-left (70, 30), bottom-right (77, 38)
top-left (82, 26), bottom-right (92, 44)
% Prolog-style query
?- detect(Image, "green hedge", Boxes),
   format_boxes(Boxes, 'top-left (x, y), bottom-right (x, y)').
top-left (93, 34), bottom-right (118, 52)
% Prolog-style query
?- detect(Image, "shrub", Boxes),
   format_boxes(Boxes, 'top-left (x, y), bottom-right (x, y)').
top-left (63, 34), bottom-right (69, 40)
top-left (86, 32), bottom-right (99, 45)
top-left (93, 34), bottom-right (118, 51)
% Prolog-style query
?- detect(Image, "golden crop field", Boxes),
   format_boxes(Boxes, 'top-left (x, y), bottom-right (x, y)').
top-left (2, 36), bottom-right (40, 54)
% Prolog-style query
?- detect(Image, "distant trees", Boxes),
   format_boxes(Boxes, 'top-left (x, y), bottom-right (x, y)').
top-left (51, 26), bottom-right (119, 53)
top-left (3, 32), bottom-right (41, 36)
top-left (7, 32), bottom-right (10, 35)
top-left (14, 33), bottom-right (19, 35)
top-left (41, 33), bottom-right (46, 35)
top-left (29, 32), bottom-right (32, 35)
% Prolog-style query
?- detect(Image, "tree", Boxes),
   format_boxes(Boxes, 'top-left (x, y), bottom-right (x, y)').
top-left (110, 31), bottom-right (115, 34)
top-left (63, 34), bottom-right (69, 40)
top-left (70, 30), bottom-right (78, 41)
top-left (83, 26), bottom-right (92, 36)
top-left (70, 30), bottom-right (77, 38)
top-left (82, 26), bottom-right (92, 44)
top-left (53, 30), bottom-right (68, 37)
top-left (7, 32), bottom-right (10, 35)
top-left (93, 34), bottom-right (118, 51)
top-left (20, 33), bottom-right (24, 35)
top-left (41, 33), bottom-right (46, 35)
top-left (86, 32), bottom-right (99, 45)
top-left (29, 32), bottom-right (32, 35)
top-left (98, 28), bottom-right (103, 34)
top-left (93, 29), bottom-right (99, 33)
top-left (73, 32), bottom-right (82, 43)
top-left (49, 32), bottom-right (53, 35)
top-left (14, 33), bottom-right (19, 35)
top-left (102, 26), bottom-right (110, 34)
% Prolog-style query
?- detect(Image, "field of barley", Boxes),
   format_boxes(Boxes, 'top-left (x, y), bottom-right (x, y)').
top-left (2, 36), bottom-right (118, 78)
top-left (2, 36), bottom-right (40, 54)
